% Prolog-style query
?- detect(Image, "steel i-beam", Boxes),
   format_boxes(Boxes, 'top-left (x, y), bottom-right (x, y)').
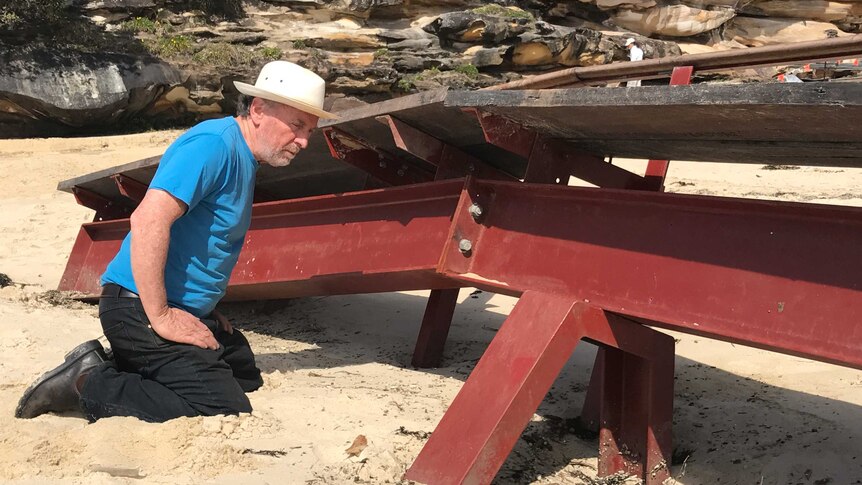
top-left (438, 178), bottom-right (862, 369)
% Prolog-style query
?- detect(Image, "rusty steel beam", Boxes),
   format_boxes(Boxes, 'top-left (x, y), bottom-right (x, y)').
top-left (62, 177), bottom-right (862, 369)
top-left (59, 180), bottom-right (465, 298)
top-left (439, 178), bottom-right (862, 369)
top-left (487, 34), bottom-right (862, 90)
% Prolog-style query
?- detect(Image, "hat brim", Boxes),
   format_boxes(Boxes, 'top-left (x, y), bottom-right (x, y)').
top-left (234, 81), bottom-right (339, 120)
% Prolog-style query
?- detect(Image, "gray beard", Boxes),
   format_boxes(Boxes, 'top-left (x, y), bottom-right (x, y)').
top-left (260, 143), bottom-right (296, 167)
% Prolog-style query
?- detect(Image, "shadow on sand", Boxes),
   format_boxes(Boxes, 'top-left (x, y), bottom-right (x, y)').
top-left (220, 290), bottom-right (862, 485)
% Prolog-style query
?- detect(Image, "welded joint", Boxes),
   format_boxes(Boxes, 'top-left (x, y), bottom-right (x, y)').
top-left (322, 127), bottom-right (434, 186)
top-left (72, 186), bottom-right (132, 222)
top-left (111, 174), bottom-right (149, 203)
top-left (378, 114), bottom-right (516, 182)
top-left (465, 108), bottom-right (537, 159)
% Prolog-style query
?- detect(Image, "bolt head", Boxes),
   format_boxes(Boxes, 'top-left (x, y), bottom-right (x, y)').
top-left (458, 238), bottom-right (473, 253)
top-left (468, 203), bottom-right (483, 219)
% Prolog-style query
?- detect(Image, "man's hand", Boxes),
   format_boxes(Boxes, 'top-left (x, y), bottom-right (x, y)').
top-left (150, 307), bottom-right (219, 350)
top-left (211, 309), bottom-right (234, 335)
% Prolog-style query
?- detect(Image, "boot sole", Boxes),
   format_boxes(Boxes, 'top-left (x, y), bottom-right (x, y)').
top-left (15, 340), bottom-right (105, 418)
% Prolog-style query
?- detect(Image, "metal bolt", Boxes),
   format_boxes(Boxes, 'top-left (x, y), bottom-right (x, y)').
top-left (458, 238), bottom-right (473, 254)
top-left (397, 169), bottom-right (405, 176)
top-left (468, 203), bottom-right (483, 221)
top-left (467, 163), bottom-right (476, 173)
top-left (329, 131), bottom-right (338, 140)
top-left (379, 160), bottom-right (387, 168)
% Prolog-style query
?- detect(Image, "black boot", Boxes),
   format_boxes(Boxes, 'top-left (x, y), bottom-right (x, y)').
top-left (15, 340), bottom-right (109, 419)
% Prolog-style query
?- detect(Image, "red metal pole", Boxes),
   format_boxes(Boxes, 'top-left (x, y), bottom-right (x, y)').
top-left (642, 65), bottom-right (695, 191)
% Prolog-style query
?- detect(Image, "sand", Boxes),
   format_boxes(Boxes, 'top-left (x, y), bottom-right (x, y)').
top-left (0, 132), bottom-right (860, 485)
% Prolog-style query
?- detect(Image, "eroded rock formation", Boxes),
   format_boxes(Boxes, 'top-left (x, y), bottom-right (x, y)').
top-left (0, 0), bottom-right (859, 136)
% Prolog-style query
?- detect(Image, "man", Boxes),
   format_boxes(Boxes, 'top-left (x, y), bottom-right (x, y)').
top-left (625, 37), bottom-right (644, 87)
top-left (16, 60), bottom-right (337, 422)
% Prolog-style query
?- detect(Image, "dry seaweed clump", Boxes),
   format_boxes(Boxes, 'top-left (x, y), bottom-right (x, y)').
top-left (22, 290), bottom-right (90, 309)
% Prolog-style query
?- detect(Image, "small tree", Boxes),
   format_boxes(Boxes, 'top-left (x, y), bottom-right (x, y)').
top-left (0, 0), bottom-right (67, 27)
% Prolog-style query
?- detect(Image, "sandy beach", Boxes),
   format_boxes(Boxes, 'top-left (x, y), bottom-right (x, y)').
top-left (0, 132), bottom-right (860, 485)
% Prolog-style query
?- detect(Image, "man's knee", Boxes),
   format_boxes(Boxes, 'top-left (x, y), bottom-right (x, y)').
top-left (192, 392), bottom-right (252, 416)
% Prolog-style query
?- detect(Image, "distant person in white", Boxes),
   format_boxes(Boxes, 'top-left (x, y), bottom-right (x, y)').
top-left (625, 38), bottom-right (643, 87)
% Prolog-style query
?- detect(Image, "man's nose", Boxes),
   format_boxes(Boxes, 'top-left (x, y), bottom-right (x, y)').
top-left (293, 136), bottom-right (309, 150)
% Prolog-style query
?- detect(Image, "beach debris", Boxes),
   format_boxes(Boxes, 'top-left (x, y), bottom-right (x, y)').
top-left (346, 435), bottom-right (368, 457)
top-left (242, 448), bottom-right (288, 457)
top-left (90, 465), bottom-right (145, 478)
top-left (396, 426), bottom-right (430, 440)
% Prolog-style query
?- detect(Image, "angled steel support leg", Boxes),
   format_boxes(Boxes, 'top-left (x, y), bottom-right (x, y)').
top-left (406, 291), bottom-right (585, 484)
top-left (412, 288), bottom-right (460, 368)
top-left (405, 295), bottom-right (674, 484)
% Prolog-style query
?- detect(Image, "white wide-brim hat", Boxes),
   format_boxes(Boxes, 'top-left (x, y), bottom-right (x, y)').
top-left (625, 37), bottom-right (636, 46)
top-left (234, 61), bottom-right (338, 120)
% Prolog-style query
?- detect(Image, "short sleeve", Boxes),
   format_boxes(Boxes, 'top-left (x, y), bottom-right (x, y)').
top-left (149, 134), bottom-right (228, 212)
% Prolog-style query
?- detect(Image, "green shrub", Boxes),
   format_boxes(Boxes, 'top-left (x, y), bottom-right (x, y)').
top-left (373, 48), bottom-right (390, 59)
top-left (415, 66), bottom-right (440, 80)
top-left (146, 35), bottom-right (195, 57)
top-left (396, 78), bottom-right (415, 92)
top-left (193, 42), bottom-right (256, 66)
top-left (119, 17), bottom-right (157, 34)
top-left (292, 39), bottom-right (308, 49)
top-left (454, 64), bottom-right (479, 78)
top-left (471, 5), bottom-right (534, 21)
top-left (259, 46), bottom-right (282, 60)
top-left (0, 11), bottom-right (21, 27)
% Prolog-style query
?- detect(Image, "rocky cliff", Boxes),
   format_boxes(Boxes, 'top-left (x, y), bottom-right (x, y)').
top-left (1, 0), bottom-right (859, 137)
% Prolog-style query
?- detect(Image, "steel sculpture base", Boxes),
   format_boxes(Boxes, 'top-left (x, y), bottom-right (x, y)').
top-left (404, 293), bottom-right (674, 484)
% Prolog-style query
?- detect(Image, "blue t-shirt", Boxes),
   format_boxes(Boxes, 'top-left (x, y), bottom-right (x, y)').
top-left (102, 117), bottom-right (258, 317)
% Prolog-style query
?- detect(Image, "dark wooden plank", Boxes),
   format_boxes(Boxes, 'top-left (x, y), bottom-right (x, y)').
top-left (57, 155), bottom-right (161, 193)
top-left (573, 140), bottom-right (862, 166)
top-left (320, 89), bottom-right (450, 127)
top-left (445, 83), bottom-right (862, 166)
top-left (450, 83), bottom-right (862, 108)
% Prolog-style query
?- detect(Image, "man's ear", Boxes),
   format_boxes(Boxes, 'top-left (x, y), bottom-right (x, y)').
top-left (248, 98), bottom-right (267, 126)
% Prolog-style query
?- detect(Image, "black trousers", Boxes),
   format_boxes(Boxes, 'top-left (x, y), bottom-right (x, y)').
top-left (79, 291), bottom-right (263, 422)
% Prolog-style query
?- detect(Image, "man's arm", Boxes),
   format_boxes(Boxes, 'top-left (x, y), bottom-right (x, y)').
top-left (130, 189), bottom-right (219, 350)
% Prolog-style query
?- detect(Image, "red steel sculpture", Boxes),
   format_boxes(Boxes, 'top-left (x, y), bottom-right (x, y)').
top-left (57, 36), bottom-right (862, 484)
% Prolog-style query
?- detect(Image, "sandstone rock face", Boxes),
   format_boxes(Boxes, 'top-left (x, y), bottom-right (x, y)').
top-left (0, 0), bottom-right (860, 136)
top-left (0, 50), bottom-right (182, 136)
top-left (741, 1), bottom-right (862, 23)
top-left (726, 16), bottom-right (849, 46)
top-left (610, 5), bottom-right (736, 37)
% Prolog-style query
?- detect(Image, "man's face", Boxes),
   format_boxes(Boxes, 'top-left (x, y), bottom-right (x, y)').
top-left (256, 100), bottom-right (320, 167)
